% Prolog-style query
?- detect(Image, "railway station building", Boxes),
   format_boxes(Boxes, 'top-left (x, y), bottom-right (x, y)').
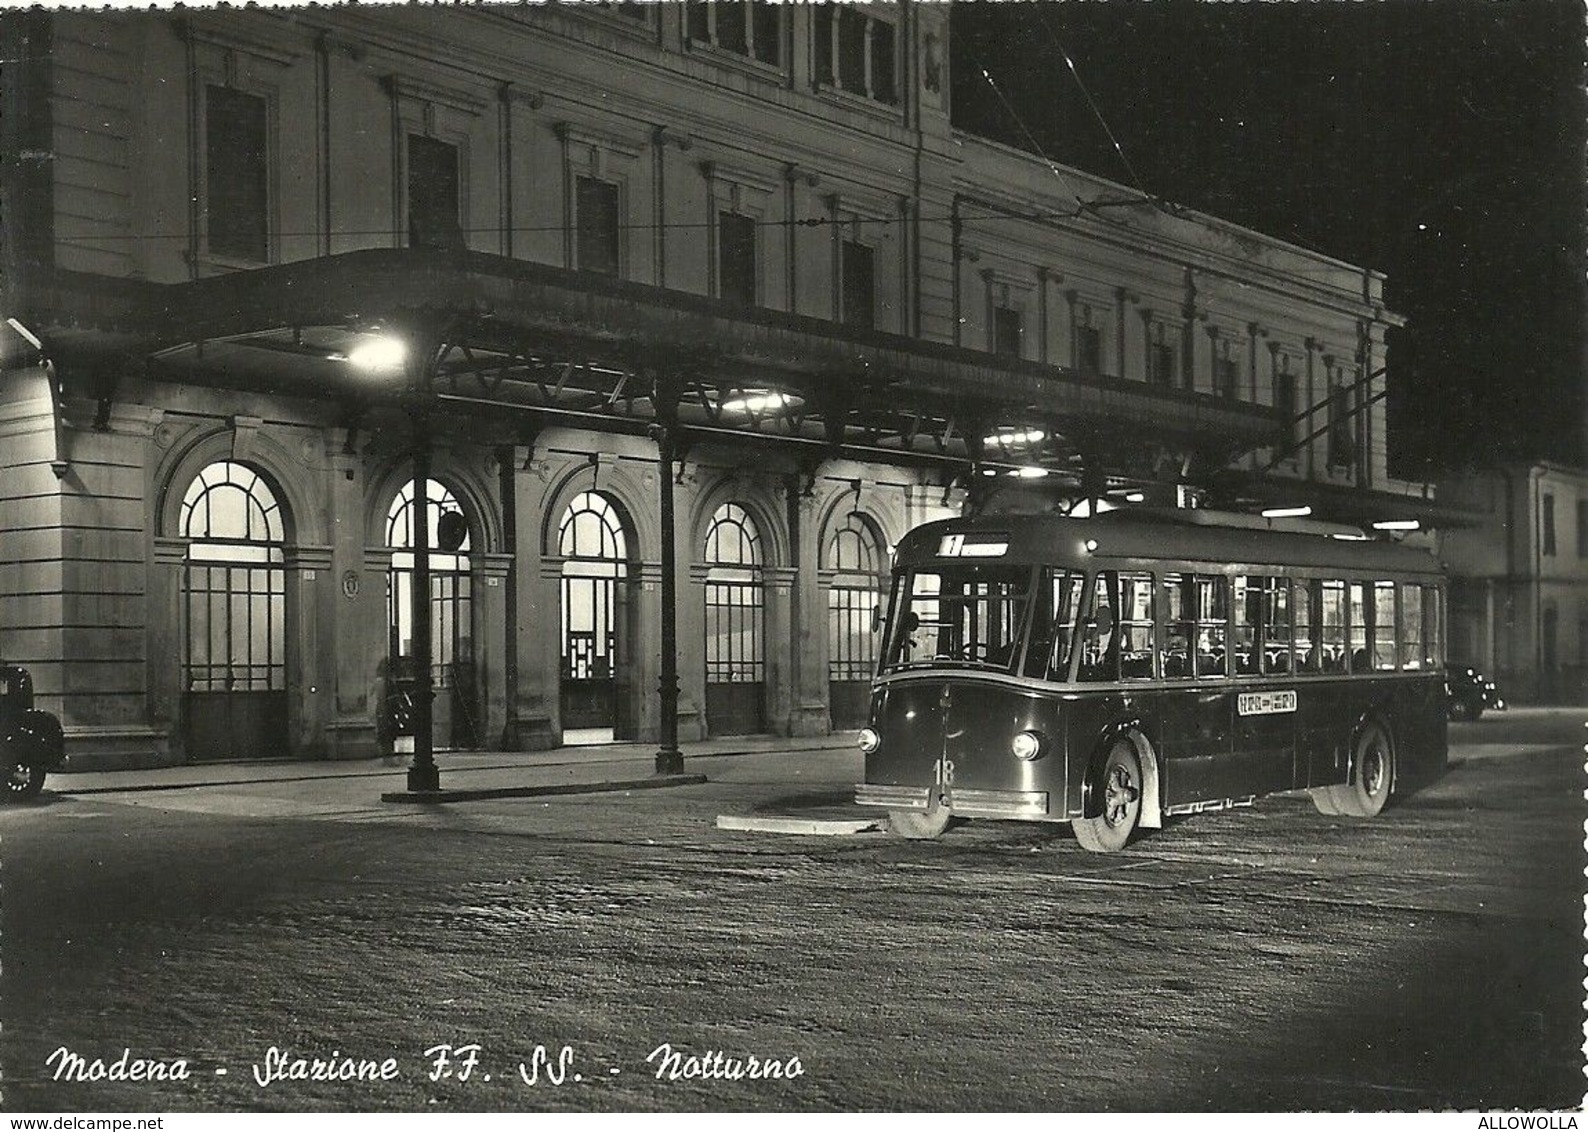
top-left (0, 3), bottom-right (1458, 769)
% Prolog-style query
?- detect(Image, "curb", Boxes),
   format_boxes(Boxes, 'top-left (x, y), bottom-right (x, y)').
top-left (56, 741), bottom-right (855, 797)
top-left (716, 814), bottom-right (887, 836)
top-left (380, 772), bottom-right (709, 804)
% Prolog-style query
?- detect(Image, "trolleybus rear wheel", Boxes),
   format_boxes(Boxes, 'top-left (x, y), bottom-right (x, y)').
top-left (1073, 740), bottom-right (1142, 853)
top-left (1324, 720), bottom-right (1394, 818)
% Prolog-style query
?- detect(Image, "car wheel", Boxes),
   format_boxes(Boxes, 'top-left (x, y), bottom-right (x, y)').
top-left (5, 758), bottom-right (45, 802)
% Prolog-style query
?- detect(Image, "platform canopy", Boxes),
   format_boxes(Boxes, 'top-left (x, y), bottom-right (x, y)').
top-left (14, 248), bottom-right (1283, 501)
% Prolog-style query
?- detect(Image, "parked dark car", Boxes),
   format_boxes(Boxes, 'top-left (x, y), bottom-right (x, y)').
top-left (1446, 664), bottom-right (1506, 721)
top-left (0, 665), bottom-right (65, 800)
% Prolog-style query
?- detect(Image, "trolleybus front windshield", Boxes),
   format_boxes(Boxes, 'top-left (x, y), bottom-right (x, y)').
top-left (882, 564), bottom-right (1087, 675)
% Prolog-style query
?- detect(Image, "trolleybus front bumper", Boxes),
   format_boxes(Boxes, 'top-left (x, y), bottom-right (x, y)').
top-left (854, 783), bottom-right (1051, 820)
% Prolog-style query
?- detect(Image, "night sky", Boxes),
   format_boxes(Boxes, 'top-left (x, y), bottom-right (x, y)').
top-left (951, 0), bottom-right (1586, 478)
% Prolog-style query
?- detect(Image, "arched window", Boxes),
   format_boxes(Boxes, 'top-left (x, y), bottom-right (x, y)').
top-left (704, 501), bottom-right (761, 574)
top-left (386, 479), bottom-right (471, 569)
top-left (182, 461), bottom-right (284, 554)
top-left (560, 490), bottom-right (627, 564)
top-left (180, 461), bottom-right (285, 691)
top-left (558, 492), bottom-right (630, 735)
top-left (704, 502), bottom-right (765, 733)
top-left (179, 461), bottom-right (288, 760)
top-left (826, 511), bottom-right (883, 575)
top-left (825, 512), bottom-right (887, 727)
top-left (385, 479), bottom-right (478, 747)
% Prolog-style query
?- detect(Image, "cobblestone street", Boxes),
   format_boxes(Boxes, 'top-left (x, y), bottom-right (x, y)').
top-left (2, 713), bottom-right (1583, 1112)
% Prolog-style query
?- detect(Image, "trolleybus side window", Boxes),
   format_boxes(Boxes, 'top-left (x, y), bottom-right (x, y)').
top-left (1078, 573), bottom-right (1116, 681)
top-left (1233, 576), bottom-right (1259, 674)
top-left (1295, 578), bottom-right (1319, 673)
top-left (1373, 580), bottom-right (1399, 671)
top-left (1400, 583), bottom-right (1424, 669)
top-left (1319, 579), bottom-right (1347, 672)
top-left (1423, 583), bottom-right (1442, 669)
top-left (1024, 569), bottom-right (1083, 680)
top-left (1119, 572), bottom-right (1155, 680)
top-left (1262, 577), bottom-right (1293, 674)
top-left (1348, 581), bottom-right (1370, 672)
top-left (1078, 570), bottom-right (1153, 682)
top-left (1162, 572), bottom-right (1228, 678)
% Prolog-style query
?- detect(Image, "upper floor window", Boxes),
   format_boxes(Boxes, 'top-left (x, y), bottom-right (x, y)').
top-left (1213, 354), bottom-right (1238, 400)
top-left (1073, 320), bottom-right (1102, 376)
top-left (1542, 492), bottom-right (1556, 556)
top-left (576, 176), bottom-right (621, 277)
top-left (1274, 368), bottom-right (1298, 451)
top-left (814, 4), bottom-right (898, 105)
top-left (841, 239), bottom-right (875, 330)
top-left (1576, 499), bottom-right (1587, 557)
top-left (205, 85), bottom-right (269, 262)
top-left (993, 306), bottom-right (1023, 358)
top-left (718, 211), bottom-right (757, 305)
top-left (597, 1), bottom-right (651, 22)
top-left (689, 1), bottom-right (781, 64)
top-left (1327, 381), bottom-right (1356, 469)
top-left (408, 134), bottom-right (463, 250)
top-left (1148, 341), bottom-right (1176, 388)
top-left (688, 1), bottom-right (782, 65)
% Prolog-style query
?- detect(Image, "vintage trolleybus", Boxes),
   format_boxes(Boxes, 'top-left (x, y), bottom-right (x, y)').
top-left (854, 510), bottom-right (1447, 851)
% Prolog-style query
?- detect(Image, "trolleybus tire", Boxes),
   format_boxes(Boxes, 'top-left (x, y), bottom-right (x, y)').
top-left (1324, 720), bottom-right (1394, 818)
top-left (1073, 740), bottom-right (1143, 853)
top-left (888, 807), bottom-right (952, 840)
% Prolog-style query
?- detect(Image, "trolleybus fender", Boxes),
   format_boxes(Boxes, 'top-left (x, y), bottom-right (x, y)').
top-left (1082, 719), bottom-right (1163, 830)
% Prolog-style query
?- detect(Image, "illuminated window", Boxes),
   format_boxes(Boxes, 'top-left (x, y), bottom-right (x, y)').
top-left (180, 462), bottom-right (285, 693)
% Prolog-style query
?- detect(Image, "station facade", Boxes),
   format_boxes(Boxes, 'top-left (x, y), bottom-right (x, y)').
top-left (0, 3), bottom-right (1444, 768)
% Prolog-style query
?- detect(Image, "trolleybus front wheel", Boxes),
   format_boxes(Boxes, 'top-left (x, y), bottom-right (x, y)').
top-left (1323, 720), bottom-right (1394, 818)
top-left (1073, 740), bottom-right (1142, 853)
top-left (888, 805), bottom-right (952, 840)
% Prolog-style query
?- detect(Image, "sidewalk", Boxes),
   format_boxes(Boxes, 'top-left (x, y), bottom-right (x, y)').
top-left (55, 731), bottom-right (861, 797)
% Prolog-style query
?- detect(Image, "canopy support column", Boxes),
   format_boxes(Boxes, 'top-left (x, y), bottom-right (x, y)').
top-left (651, 370), bottom-right (685, 775)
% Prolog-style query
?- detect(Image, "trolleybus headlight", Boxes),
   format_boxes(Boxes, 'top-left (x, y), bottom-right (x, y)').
top-left (1011, 730), bottom-right (1043, 761)
top-left (858, 727), bottom-right (881, 754)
